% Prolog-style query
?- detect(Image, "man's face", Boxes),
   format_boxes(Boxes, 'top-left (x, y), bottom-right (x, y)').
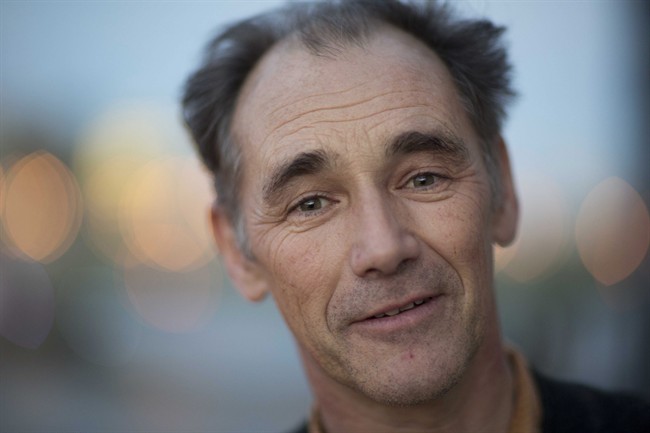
top-left (225, 27), bottom-right (516, 404)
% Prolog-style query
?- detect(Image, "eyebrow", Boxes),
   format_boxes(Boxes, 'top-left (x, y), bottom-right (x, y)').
top-left (263, 149), bottom-right (333, 203)
top-left (386, 130), bottom-right (470, 165)
top-left (261, 131), bottom-right (469, 204)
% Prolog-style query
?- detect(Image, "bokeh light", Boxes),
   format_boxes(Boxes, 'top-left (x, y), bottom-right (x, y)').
top-left (74, 102), bottom-right (174, 180)
top-left (503, 171), bottom-right (571, 282)
top-left (81, 155), bottom-right (145, 264)
top-left (1, 151), bottom-right (82, 263)
top-left (74, 103), bottom-right (177, 265)
top-left (73, 102), bottom-right (214, 271)
top-left (576, 177), bottom-right (650, 286)
top-left (123, 261), bottom-right (223, 333)
top-left (119, 156), bottom-right (214, 272)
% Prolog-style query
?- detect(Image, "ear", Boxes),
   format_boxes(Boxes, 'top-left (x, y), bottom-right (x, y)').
top-left (491, 136), bottom-right (519, 247)
top-left (209, 203), bottom-right (269, 302)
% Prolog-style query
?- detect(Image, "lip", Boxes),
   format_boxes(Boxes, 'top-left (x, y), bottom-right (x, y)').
top-left (357, 294), bottom-right (441, 321)
top-left (350, 294), bottom-right (445, 335)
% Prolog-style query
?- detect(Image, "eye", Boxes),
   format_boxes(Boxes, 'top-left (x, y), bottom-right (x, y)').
top-left (409, 172), bottom-right (437, 189)
top-left (290, 194), bottom-right (333, 217)
top-left (297, 196), bottom-right (324, 212)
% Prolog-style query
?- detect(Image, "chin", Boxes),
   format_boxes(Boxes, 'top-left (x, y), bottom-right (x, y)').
top-left (347, 328), bottom-right (482, 407)
top-left (357, 357), bottom-right (468, 407)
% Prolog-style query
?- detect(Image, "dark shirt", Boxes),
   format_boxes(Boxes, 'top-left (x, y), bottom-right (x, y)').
top-left (534, 372), bottom-right (650, 433)
top-left (289, 372), bottom-right (650, 433)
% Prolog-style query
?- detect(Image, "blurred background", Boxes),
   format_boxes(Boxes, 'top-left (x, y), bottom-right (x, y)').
top-left (1, 1), bottom-right (649, 432)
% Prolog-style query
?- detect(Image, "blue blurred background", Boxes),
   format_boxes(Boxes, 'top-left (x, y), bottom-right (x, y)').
top-left (1, 1), bottom-right (649, 432)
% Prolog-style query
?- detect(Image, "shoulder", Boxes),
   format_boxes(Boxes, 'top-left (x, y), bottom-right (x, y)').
top-left (534, 370), bottom-right (650, 433)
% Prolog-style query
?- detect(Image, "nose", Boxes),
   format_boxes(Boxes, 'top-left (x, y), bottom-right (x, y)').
top-left (349, 194), bottom-right (420, 278)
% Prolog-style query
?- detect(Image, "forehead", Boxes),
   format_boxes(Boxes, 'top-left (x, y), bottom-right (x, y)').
top-left (231, 25), bottom-right (475, 175)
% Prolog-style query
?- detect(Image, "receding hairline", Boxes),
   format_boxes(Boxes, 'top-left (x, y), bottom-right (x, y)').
top-left (230, 21), bottom-right (472, 159)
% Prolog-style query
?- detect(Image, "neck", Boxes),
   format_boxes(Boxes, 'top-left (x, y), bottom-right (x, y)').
top-left (303, 336), bottom-right (514, 433)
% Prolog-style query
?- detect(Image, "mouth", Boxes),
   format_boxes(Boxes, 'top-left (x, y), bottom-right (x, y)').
top-left (364, 296), bottom-right (437, 321)
top-left (350, 294), bottom-right (444, 335)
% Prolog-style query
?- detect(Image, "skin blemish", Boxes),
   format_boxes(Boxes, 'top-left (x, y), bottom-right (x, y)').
top-left (402, 351), bottom-right (415, 361)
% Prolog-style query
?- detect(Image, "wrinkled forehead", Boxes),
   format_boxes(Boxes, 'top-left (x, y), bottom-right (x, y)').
top-left (231, 25), bottom-right (474, 176)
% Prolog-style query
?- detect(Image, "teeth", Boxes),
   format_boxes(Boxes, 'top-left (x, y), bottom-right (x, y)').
top-left (372, 297), bottom-right (432, 319)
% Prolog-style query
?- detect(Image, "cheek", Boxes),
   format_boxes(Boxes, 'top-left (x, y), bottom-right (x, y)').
top-left (439, 196), bottom-right (496, 321)
top-left (418, 194), bottom-right (495, 333)
top-left (273, 231), bottom-right (328, 286)
top-left (260, 226), bottom-right (344, 327)
top-left (415, 192), bottom-right (493, 278)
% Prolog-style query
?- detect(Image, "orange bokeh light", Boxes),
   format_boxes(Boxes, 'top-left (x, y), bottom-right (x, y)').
top-left (576, 177), bottom-right (650, 286)
top-left (74, 103), bottom-right (175, 265)
top-left (81, 155), bottom-right (149, 264)
top-left (1, 152), bottom-right (82, 263)
top-left (73, 102), bottom-right (212, 269)
top-left (119, 156), bottom-right (214, 272)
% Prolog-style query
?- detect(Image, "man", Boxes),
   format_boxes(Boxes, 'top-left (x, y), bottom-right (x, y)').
top-left (182, 1), bottom-right (650, 432)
